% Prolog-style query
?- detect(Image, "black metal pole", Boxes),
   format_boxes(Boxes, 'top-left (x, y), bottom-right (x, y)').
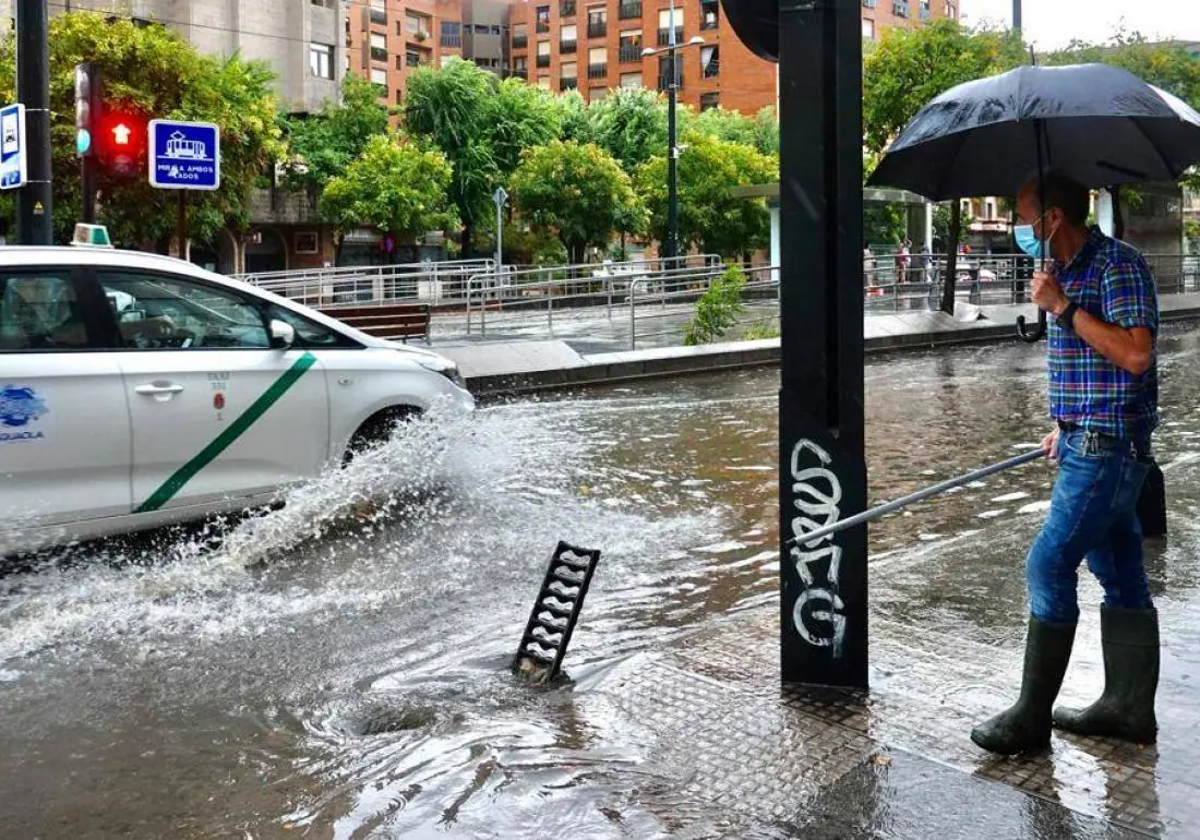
top-left (176, 190), bottom-right (187, 260)
top-left (16, 0), bottom-right (53, 245)
top-left (666, 52), bottom-right (678, 262)
top-left (1012, 0), bottom-right (1022, 30)
top-left (778, 0), bottom-right (866, 689)
top-left (81, 156), bottom-right (95, 224)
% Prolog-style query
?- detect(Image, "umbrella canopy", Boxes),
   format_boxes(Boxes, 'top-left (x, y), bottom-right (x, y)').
top-left (868, 63), bottom-right (1200, 201)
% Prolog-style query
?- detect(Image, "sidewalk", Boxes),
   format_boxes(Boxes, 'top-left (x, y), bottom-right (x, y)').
top-left (440, 294), bottom-right (1200, 397)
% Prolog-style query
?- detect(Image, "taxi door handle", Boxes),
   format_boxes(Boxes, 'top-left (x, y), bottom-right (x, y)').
top-left (135, 383), bottom-right (185, 396)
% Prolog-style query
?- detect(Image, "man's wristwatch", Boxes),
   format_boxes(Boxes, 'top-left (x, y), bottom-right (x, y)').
top-left (1058, 301), bottom-right (1079, 332)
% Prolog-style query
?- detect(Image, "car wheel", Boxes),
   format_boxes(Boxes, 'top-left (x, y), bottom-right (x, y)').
top-left (344, 406), bottom-right (421, 465)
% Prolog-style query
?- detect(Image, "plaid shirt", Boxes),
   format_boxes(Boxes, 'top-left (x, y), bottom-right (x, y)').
top-left (1048, 226), bottom-right (1158, 440)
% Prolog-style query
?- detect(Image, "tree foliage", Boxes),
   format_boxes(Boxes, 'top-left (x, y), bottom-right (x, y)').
top-left (863, 20), bottom-right (1025, 160)
top-left (510, 140), bottom-right (645, 264)
top-left (690, 106), bottom-right (779, 156)
top-left (320, 135), bottom-right (456, 243)
top-left (490, 77), bottom-right (563, 175)
top-left (0, 11), bottom-right (283, 247)
top-left (281, 75), bottom-right (390, 204)
top-left (636, 133), bottom-right (777, 258)
top-left (586, 87), bottom-right (669, 174)
top-left (683, 264), bottom-right (747, 346)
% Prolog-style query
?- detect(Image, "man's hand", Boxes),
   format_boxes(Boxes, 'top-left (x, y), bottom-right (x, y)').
top-left (1042, 426), bottom-right (1060, 462)
top-left (1031, 270), bottom-right (1070, 316)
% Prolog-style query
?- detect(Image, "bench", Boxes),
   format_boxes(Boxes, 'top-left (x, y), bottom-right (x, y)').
top-left (319, 302), bottom-right (432, 343)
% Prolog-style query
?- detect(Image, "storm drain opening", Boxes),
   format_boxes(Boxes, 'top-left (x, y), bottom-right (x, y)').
top-left (512, 541), bottom-right (602, 684)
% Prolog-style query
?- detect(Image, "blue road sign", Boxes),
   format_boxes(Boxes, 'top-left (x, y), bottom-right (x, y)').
top-left (149, 119), bottom-right (220, 190)
top-left (0, 103), bottom-right (27, 191)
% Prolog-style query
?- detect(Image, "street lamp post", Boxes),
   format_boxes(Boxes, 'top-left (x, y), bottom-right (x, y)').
top-left (643, 1), bottom-right (704, 265)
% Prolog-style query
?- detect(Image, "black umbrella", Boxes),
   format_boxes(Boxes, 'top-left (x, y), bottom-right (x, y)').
top-left (868, 63), bottom-right (1200, 340)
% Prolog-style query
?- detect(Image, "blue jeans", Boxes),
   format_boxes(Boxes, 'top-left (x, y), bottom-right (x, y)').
top-left (1026, 427), bottom-right (1155, 624)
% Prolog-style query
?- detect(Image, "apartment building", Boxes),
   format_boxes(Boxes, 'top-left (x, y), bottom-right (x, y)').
top-left (860, 0), bottom-right (957, 42)
top-left (343, 0), bottom-right (509, 108)
top-left (4, 0), bottom-right (344, 113)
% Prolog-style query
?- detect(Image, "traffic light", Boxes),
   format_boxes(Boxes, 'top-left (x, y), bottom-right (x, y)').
top-left (96, 109), bottom-right (148, 177)
top-left (74, 63), bottom-right (101, 157)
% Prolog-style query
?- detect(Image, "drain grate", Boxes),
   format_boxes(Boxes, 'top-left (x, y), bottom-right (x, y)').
top-left (512, 541), bottom-right (602, 683)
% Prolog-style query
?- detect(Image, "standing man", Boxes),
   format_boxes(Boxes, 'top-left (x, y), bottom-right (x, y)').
top-left (971, 172), bottom-right (1161, 755)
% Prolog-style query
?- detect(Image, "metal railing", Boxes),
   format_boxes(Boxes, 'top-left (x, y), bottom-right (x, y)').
top-left (657, 26), bottom-right (684, 46)
top-left (588, 20), bottom-right (608, 37)
top-left (513, 34), bottom-right (528, 48)
top-left (235, 259), bottom-right (495, 309)
top-left (561, 38), bottom-right (577, 53)
top-left (619, 1), bottom-right (642, 19)
top-left (588, 62), bottom-right (608, 79)
top-left (619, 42), bottom-right (642, 62)
top-left (462, 255), bottom-right (724, 342)
top-left (560, 0), bottom-right (576, 16)
top-left (561, 76), bottom-right (578, 90)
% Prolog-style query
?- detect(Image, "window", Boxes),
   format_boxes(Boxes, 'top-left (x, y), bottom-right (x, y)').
top-left (619, 30), bottom-right (642, 62)
top-left (513, 22), bottom-right (528, 47)
top-left (700, 92), bottom-right (719, 111)
top-left (944, 1), bottom-right (957, 18)
top-left (701, 45), bottom-right (718, 78)
top-left (538, 76), bottom-right (551, 89)
top-left (371, 67), bottom-right (388, 88)
top-left (657, 8), bottom-right (684, 45)
top-left (590, 87), bottom-right (608, 101)
top-left (561, 61), bottom-right (578, 89)
top-left (620, 71), bottom-right (642, 89)
top-left (892, 0), bottom-right (910, 18)
top-left (587, 5), bottom-right (607, 37)
top-left (700, 0), bottom-right (719, 30)
top-left (657, 54), bottom-right (680, 89)
top-left (561, 0), bottom-right (577, 16)
top-left (513, 55), bottom-right (529, 77)
top-left (492, 24), bottom-right (502, 35)
top-left (309, 42), bottom-right (334, 79)
top-left (588, 45), bottom-right (607, 78)
top-left (474, 24), bottom-right (489, 33)
top-left (984, 198), bottom-right (996, 220)
top-left (537, 39), bottom-right (551, 67)
top-left (370, 32), bottom-right (387, 62)
top-left (407, 12), bottom-right (430, 35)
top-left (862, 0), bottom-right (877, 7)
top-left (536, 5), bottom-right (551, 32)
top-left (862, 18), bottom-right (874, 39)
top-left (619, 1), bottom-right (643, 19)
top-left (97, 273), bottom-right (269, 351)
top-left (441, 21), bottom-right (462, 47)
top-left (561, 23), bottom-right (578, 51)
top-left (264, 305), bottom-right (359, 349)
top-left (369, 0), bottom-right (386, 25)
top-left (0, 272), bottom-right (88, 351)
top-left (406, 48), bottom-right (423, 67)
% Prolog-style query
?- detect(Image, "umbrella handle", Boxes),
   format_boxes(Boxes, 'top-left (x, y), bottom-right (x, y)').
top-left (1016, 310), bottom-right (1047, 343)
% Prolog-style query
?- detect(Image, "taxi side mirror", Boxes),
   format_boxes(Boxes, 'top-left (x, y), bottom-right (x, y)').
top-left (269, 319), bottom-right (295, 349)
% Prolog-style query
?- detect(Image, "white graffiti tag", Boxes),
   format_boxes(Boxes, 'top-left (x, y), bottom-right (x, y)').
top-left (788, 439), bottom-right (847, 657)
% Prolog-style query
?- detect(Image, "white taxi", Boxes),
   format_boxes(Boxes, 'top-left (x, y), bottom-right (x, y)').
top-left (0, 243), bottom-right (474, 556)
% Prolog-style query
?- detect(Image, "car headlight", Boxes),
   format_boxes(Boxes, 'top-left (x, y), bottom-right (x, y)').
top-left (415, 357), bottom-right (467, 389)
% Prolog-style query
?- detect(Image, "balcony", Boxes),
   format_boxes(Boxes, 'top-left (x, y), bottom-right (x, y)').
top-left (587, 20), bottom-right (607, 38)
top-left (619, 43), bottom-right (642, 63)
top-left (702, 58), bottom-right (719, 79)
top-left (657, 26), bottom-right (684, 46)
top-left (892, 1), bottom-right (910, 17)
top-left (588, 62), bottom-right (608, 79)
top-left (561, 39), bottom-right (577, 53)
top-left (512, 63), bottom-right (529, 78)
top-left (441, 32), bottom-right (462, 48)
top-left (370, 46), bottom-right (388, 62)
top-left (561, 76), bottom-right (578, 90)
top-left (656, 72), bottom-right (680, 92)
top-left (560, 0), bottom-right (576, 16)
top-left (536, 19), bottom-right (551, 33)
top-left (369, 8), bottom-right (387, 25)
top-left (700, 1), bottom-right (719, 30)
top-left (619, 1), bottom-right (642, 19)
top-left (536, 53), bottom-right (551, 68)
top-left (513, 34), bottom-right (528, 48)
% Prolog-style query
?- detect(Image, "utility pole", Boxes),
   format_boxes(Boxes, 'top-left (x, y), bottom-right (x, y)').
top-left (1013, 0), bottom-right (1022, 31)
top-left (16, 0), bottom-right (53, 244)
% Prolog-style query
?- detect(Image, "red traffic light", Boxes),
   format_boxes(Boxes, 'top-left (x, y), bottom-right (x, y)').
top-left (96, 110), bottom-right (147, 176)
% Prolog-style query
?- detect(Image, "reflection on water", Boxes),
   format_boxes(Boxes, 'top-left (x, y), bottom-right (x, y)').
top-left (4, 323), bottom-right (1200, 837)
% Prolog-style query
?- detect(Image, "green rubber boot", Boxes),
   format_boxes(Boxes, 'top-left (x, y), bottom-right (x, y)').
top-left (1053, 606), bottom-right (1159, 744)
top-left (971, 618), bottom-right (1077, 756)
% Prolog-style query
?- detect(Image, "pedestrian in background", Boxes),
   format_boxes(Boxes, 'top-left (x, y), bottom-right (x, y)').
top-left (971, 172), bottom-right (1160, 756)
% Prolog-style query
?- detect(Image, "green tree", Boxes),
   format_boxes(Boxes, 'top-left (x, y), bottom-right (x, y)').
top-left (320, 135), bottom-right (457, 256)
top-left (691, 106), bottom-right (758, 147)
top-left (863, 19), bottom-right (1024, 311)
top-left (636, 133), bottom-right (778, 259)
top-left (864, 202), bottom-right (908, 247)
top-left (556, 89), bottom-right (593, 143)
top-left (510, 140), bottom-right (645, 264)
top-left (0, 11), bottom-right (283, 248)
top-left (489, 77), bottom-right (563, 176)
top-left (280, 75), bottom-right (390, 206)
top-left (404, 57), bottom-right (500, 254)
top-left (586, 87), bottom-right (669, 174)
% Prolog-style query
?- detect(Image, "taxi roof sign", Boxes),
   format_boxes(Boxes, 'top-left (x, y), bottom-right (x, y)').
top-left (71, 223), bottom-right (113, 248)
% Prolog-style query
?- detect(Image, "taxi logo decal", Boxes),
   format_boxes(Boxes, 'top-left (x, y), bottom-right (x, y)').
top-left (0, 385), bottom-right (48, 443)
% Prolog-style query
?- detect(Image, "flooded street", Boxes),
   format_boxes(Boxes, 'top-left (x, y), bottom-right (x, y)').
top-left (5, 324), bottom-right (1200, 838)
